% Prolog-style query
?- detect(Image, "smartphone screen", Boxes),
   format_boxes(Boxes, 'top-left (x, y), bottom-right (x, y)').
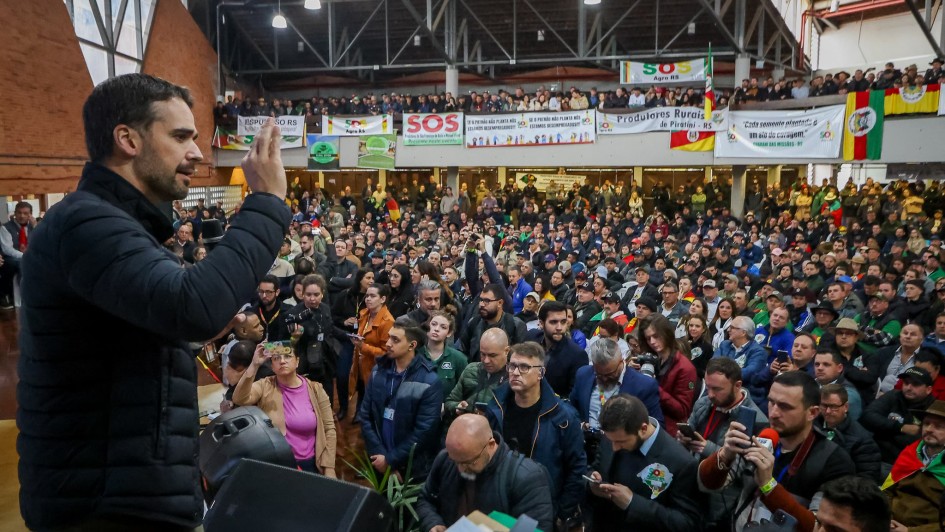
top-left (776, 350), bottom-right (790, 363)
top-left (676, 423), bottom-right (698, 439)
top-left (731, 406), bottom-right (756, 441)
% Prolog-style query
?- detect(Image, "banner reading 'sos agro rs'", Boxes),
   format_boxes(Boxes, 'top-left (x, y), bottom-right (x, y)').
top-left (620, 58), bottom-right (707, 85)
top-left (714, 105), bottom-right (845, 159)
top-left (464, 110), bottom-right (596, 148)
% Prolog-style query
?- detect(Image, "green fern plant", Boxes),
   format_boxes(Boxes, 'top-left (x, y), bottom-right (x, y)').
top-left (343, 445), bottom-right (423, 532)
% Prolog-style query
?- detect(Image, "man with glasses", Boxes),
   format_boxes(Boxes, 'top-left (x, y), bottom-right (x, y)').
top-left (253, 274), bottom-right (291, 342)
top-left (717, 316), bottom-right (770, 412)
top-left (484, 341), bottom-right (586, 530)
top-left (527, 301), bottom-right (588, 397)
top-left (659, 281), bottom-right (689, 327)
top-left (417, 413), bottom-right (554, 532)
top-left (817, 384), bottom-right (881, 482)
top-left (457, 283), bottom-right (527, 363)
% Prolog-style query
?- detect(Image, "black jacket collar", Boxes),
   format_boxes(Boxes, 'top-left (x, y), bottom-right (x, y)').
top-left (77, 162), bottom-right (175, 243)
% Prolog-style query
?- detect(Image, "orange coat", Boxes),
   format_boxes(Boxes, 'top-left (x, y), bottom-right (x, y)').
top-left (350, 305), bottom-right (394, 389)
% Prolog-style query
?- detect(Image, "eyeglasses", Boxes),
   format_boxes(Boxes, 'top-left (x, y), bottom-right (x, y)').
top-left (594, 360), bottom-right (624, 380)
top-left (821, 402), bottom-right (847, 411)
top-left (258, 289), bottom-right (276, 295)
top-left (454, 440), bottom-right (491, 468)
top-left (507, 362), bottom-right (543, 375)
top-left (479, 297), bottom-right (501, 305)
top-left (661, 291), bottom-right (677, 295)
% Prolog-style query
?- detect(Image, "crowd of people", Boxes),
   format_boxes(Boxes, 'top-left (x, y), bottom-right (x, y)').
top-left (213, 58), bottom-right (945, 128)
top-left (176, 164), bottom-right (945, 532)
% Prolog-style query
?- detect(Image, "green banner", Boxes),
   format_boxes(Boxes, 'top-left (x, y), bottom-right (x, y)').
top-left (306, 134), bottom-right (340, 170)
top-left (357, 134), bottom-right (397, 170)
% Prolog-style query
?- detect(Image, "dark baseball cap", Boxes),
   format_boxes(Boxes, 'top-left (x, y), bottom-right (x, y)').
top-left (901, 366), bottom-right (933, 387)
top-left (578, 280), bottom-right (594, 292)
top-left (602, 291), bottom-right (620, 303)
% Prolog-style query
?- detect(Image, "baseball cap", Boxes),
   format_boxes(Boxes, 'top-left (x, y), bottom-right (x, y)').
top-left (603, 256), bottom-right (617, 264)
top-left (602, 291), bottom-right (620, 303)
top-left (524, 292), bottom-right (541, 303)
top-left (771, 248), bottom-right (783, 256)
top-left (868, 293), bottom-right (889, 302)
top-left (766, 291), bottom-right (784, 301)
top-left (791, 288), bottom-right (814, 300)
top-left (545, 253), bottom-right (557, 263)
top-left (837, 275), bottom-right (853, 284)
top-left (702, 279), bottom-right (717, 288)
top-left (578, 280), bottom-right (594, 292)
top-left (900, 367), bottom-right (934, 387)
top-left (554, 237), bottom-right (565, 244)
top-left (558, 260), bottom-right (572, 274)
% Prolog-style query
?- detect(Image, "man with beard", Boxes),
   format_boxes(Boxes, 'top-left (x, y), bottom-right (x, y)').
top-left (18, 75), bottom-right (290, 530)
top-left (253, 274), bottom-right (291, 342)
top-left (817, 384), bottom-right (882, 482)
top-left (456, 283), bottom-right (527, 362)
top-left (678, 358), bottom-right (768, 531)
top-left (861, 366), bottom-right (936, 463)
top-left (884, 400), bottom-right (945, 531)
top-left (417, 414), bottom-right (554, 532)
top-left (527, 301), bottom-right (588, 397)
top-left (699, 371), bottom-right (855, 532)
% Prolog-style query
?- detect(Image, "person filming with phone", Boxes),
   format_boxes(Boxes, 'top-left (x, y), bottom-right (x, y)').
top-left (697, 371), bottom-right (855, 532)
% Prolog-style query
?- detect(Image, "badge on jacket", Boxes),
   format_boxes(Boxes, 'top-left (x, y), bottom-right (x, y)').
top-left (638, 463), bottom-right (673, 499)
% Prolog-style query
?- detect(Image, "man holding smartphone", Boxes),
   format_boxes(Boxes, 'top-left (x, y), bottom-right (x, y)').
top-left (698, 371), bottom-right (855, 531)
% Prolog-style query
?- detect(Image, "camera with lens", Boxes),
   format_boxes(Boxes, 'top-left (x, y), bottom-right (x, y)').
top-left (636, 353), bottom-right (661, 378)
top-left (284, 307), bottom-right (314, 326)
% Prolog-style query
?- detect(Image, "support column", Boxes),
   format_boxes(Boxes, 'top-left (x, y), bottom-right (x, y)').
top-left (766, 165), bottom-right (782, 189)
top-left (772, 67), bottom-right (786, 82)
top-left (735, 54), bottom-right (751, 86)
top-left (498, 167), bottom-right (508, 186)
top-left (704, 166), bottom-right (713, 184)
top-left (378, 169), bottom-right (387, 192)
top-left (318, 171), bottom-right (325, 189)
top-left (445, 67), bottom-right (459, 99)
top-left (433, 167), bottom-right (441, 185)
top-left (731, 165), bottom-right (747, 219)
top-left (446, 166), bottom-right (459, 196)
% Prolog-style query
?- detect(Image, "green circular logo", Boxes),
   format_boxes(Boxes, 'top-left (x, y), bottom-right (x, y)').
top-left (310, 141), bottom-right (336, 164)
top-left (366, 136), bottom-right (389, 155)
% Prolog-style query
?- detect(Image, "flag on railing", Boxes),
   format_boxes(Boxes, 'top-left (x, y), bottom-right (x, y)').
top-left (670, 130), bottom-right (715, 151)
top-left (843, 90), bottom-right (884, 161)
top-left (884, 83), bottom-right (940, 115)
top-left (704, 45), bottom-right (715, 121)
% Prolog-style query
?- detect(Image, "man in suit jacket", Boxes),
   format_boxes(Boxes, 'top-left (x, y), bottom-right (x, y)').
top-left (586, 394), bottom-right (701, 532)
top-left (4, 200), bottom-right (34, 254)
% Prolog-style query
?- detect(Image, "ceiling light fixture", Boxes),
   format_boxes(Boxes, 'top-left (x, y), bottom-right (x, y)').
top-left (584, 0), bottom-right (601, 5)
top-left (414, 35), bottom-right (421, 46)
top-left (272, 0), bottom-right (287, 28)
top-left (829, 0), bottom-right (840, 12)
top-left (304, 0), bottom-right (321, 10)
top-left (537, 30), bottom-right (545, 41)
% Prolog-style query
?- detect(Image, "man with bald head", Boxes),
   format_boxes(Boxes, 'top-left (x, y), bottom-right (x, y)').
top-left (416, 414), bottom-right (554, 532)
top-left (445, 328), bottom-right (510, 423)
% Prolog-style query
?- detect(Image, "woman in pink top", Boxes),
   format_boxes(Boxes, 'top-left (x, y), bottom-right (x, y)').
top-left (234, 343), bottom-right (337, 475)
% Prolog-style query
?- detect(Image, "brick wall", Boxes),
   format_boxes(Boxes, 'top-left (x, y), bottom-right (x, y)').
top-left (0, 0), bottom-right (226, 199)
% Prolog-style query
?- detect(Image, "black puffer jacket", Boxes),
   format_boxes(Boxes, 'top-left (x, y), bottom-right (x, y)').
top-left (16, 163), bottom-right (289, 529)
top-left (819, 415), bottom-right (883, 482)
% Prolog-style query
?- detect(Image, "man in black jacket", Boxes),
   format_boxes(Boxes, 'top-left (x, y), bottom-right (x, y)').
top-left (417, 414), bottom-right (554, 532)
top-left (818, 384), bottom-right (882, 482)
top-left (527, 301), bottom-right (588, 397)
top-left (861, 366), bottom-right (936, 463)
top-left (456, 283), bottom-right (527, 362)
top-left (17, 74), bottom-right (290, 530)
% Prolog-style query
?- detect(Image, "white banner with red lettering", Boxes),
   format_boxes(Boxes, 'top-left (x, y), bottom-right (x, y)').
top-left (464, 110), bottom-right (596, 148)
top-left (402, 113), bottom-right (464, 145)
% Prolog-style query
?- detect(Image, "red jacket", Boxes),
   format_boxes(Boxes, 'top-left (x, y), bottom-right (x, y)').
top-left (657, 352), bottom-right (698, 437)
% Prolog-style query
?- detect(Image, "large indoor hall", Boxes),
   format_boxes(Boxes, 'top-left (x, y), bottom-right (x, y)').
top-left (2, 0), bottom-right (945, 530)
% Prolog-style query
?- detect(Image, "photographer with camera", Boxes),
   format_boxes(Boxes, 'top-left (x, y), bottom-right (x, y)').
top-left (631, 315), bottom-right (698, 437)
top-left (697, 371), bottom-right (855, 532)
top-left (288, 274), bottom-right (339, 409)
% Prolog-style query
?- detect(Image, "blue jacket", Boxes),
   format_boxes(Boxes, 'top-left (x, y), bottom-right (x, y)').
top-left (715, 338), bottom-right (770, 408)
top-left (510, 277), bottom-right (533, 315)
top-left (569, 365), bottom-right (664, 424)
top-left (749, 326), bottom-right (796, 408)
top-left (526, 329), bottom-right (588, 397)
top-left (359, 353), bottom-right (443, 477)
top-left (486, 380), bottom-right (587, 520)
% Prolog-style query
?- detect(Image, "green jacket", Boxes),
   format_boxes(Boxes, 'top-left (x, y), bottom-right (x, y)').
top-left (443, 362), bottom-right (507, 422)
top-left (421, 346), bottom-right (468, 399)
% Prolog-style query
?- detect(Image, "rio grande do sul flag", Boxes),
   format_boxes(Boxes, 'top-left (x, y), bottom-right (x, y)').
top-left (884, 83), bottom-right (940, 115)
top-left (843, 90), bottom-right (884, 160)
top-left (670, 130), bottom-right (715, 151)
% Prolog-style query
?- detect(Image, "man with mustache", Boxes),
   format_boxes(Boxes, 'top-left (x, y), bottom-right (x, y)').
top-left (17, 74), bottom-right (290, 530)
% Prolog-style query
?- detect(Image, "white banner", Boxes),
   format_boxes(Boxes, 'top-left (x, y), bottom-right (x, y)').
top-left (939, 88), bottom-right (945, 116)
top-left (237, 115), bottom-right (305, 136)
top-left (620, 58), bottom-right (707, 85)
top-left (714, 105), bottom-right (845, 159)
top-left (597, 108), bottom-right (726, 135)
top-left (464, 110), bottom-right (596, 148)
top-left (321, 114), bottom-right (394, 136)
top-left (402, 113), bottom-right (464, 145)
top-left (515, 172), bottom-right (586, 193)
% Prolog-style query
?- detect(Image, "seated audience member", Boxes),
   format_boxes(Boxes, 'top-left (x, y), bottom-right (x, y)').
top-left (586, 394), bottom-right (702, 532)
top-left (698, 371), bottom-right (855, 531)
top-left (359, 317), bottom-right (443, 478)
top-left (716, 315), bottom-right (770, 411)
top-left (632, 314), bottom-right (698, 437)
top-left (831, 318), bottom-right (885, 405)
top-left (416, 414), bottom-right (554, 532)
top-left (861, 366), bottom-right (936, 464)
top-left (678, 357), bottom-right (768, 531)
top-left (233, 343), bottom-right (336, 475)
top-left (893, 347), bottom-right (945, 400)
top-left (813, 348), bottom-right (863, 421)
top-left (444, 328), bottom-right (509, 422)
top-left (815, 476), bottom-right (891, 532)
top-left (818, 384), bottom-right (882, 482)
top-left (876, 323), bottom-right (924, 395)
top-left (770, 332), bottom-right (817, 376)
top-left (884, 400), bottom-right (945, 531)
top-left (484, 341), bottom-right (586, 529)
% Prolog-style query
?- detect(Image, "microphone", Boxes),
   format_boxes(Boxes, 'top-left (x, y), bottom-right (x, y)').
top-left (745, 428), bottom-right (780, 474)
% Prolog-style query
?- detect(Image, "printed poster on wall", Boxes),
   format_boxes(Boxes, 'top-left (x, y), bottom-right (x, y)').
top-left (237, 115), bottom-right (305, 137)
top-left (321, 114), bottom-right (393, 136)
top-left (402, 113), bottom-right (464, 145)
top-left (515, 172), bottom-right (586, 193)
top-left (597, 108), bottom-right (726, 135)
top-left (620, 58), bottom-right (707, 85)
top-left (356, 134), bottom-right (397, 170)
top-left (464, 110), bottom-right (596, 148)
top-left (306, 134), bottom-right (340, 170)
top-left (714, 105), bottom-right (845, 159)
top-left (211, 127), bottom-right (305, 150)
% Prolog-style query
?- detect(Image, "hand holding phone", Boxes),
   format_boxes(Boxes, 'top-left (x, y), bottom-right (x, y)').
top-left (582, 474), bottom-right (601, 485)
top-left (776, 350), bottom-right (790, 364)
top-left (676, 423), bottom-right (699, 439)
